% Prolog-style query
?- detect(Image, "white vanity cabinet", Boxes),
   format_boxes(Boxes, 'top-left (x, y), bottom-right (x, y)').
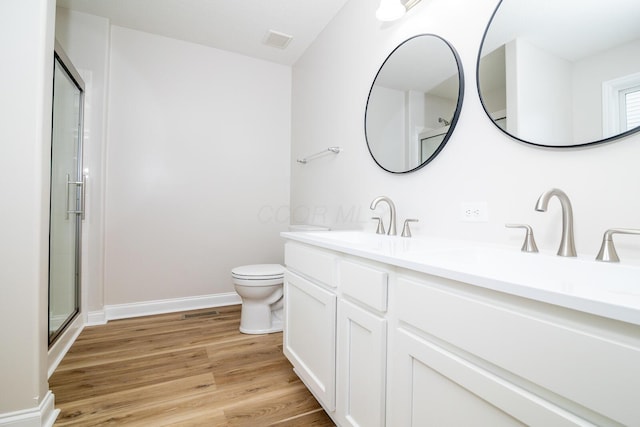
top-left (388, 273), bottom-right (640, 427)
top-left (283, 242), bottom-right (337, 411)
top-left (335, 258), bottom-right (389, 427)
top-left (283, 242), bottom-right (390, 424)
top-left (282, 233), bottom-right (640, 427)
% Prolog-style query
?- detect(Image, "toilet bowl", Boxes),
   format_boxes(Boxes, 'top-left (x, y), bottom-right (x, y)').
top-left (232, 264), bottom-right (285, 334)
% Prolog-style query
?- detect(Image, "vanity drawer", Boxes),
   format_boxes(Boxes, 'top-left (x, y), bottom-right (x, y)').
top-left (339, 259), bottom-right (388, 312)
top-left (396, 275), bottom-right (640, 426)
top-left (285, 242), bottom-right (336, 288)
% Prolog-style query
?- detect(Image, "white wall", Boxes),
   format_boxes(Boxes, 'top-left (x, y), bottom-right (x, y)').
top-left (0, 0), bottom-right (57, 424)
top-left (507, 38), bottom-right (573, 145)
top-left (104, 26), bottom-right (291, 305)
top-left (478, 46), bottom-right (506, 114)
top-left (424, 93), bottom-right (456, 128)
top-left (291, 0), bottom-right (640, 263)
top-left (367, 86), bottom-right (406, 171)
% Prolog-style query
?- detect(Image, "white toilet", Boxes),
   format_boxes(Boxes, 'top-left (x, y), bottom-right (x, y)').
top-left (232, 264), bottom-right (285, 334)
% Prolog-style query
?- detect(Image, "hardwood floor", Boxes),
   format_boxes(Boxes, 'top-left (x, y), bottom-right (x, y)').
top-left (49, 305), bottom-right (334, 426)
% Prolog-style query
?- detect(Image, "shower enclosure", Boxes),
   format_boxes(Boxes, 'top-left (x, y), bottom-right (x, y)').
top-left (49, 42), bottom-right (84, 345)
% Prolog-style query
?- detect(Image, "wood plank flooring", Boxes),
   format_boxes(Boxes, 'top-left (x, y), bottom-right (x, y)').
top-left (49, 305), bottom-right (334, 426)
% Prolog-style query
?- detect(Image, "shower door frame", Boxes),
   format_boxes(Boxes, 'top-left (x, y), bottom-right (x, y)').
top-left (48, 41), bottom-right (85, 347)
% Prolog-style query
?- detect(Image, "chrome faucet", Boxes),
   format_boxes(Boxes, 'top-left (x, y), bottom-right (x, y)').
top-left (370, 196), bottom-right (396, 236)
top-left (534, 188), bottom-right (576, 257)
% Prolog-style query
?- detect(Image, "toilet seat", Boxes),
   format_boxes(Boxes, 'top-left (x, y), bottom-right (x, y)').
top-left (232, 264), bottom-right (285, 282)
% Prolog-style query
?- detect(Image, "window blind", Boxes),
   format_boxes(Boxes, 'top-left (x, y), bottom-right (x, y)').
top-left (625, 89), bottom-right (640, 130)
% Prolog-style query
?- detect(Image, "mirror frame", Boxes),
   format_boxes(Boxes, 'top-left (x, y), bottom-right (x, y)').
top-left (476, 0), bottom-right (640, 149)
top-left (365, 34), bottom-right (465, 173)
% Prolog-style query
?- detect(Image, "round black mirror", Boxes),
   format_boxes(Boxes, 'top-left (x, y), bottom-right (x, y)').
top-left (477, 0), bottom-right (640, 148)
top-left (365, 34), bottom-right (464, 173)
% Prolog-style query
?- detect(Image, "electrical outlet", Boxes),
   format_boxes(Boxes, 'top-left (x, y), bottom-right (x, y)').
top-left (460, 202), bottom-right (488, 222)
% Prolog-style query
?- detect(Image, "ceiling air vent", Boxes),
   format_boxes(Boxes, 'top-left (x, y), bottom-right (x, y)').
top-left (263, 30), bottom-right (293, 49)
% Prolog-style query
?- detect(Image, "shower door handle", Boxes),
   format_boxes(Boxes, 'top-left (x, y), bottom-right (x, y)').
top-left (66, 173), bottom-right (86, 220)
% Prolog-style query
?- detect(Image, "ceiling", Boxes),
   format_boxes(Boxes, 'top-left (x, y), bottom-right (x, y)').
top-left (56, 0), bottom-right (351, 66)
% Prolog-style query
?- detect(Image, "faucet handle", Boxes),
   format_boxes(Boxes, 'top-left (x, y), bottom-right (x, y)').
top-left (401, 219), bottom-right (419, 238)
top-left (505, 224), bottom-right (539, 253)
top-left (596, 228), bottom-right (640, 262)
top-left (372, 217), bottom-right (386, 235)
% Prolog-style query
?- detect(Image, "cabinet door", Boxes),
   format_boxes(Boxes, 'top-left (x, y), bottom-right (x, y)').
top-left (283, 270), bottom-right (337, 411)
top-left (336, 299), bottom-right (386, 427)
top-left (396, 276), bottom-right (639, 425)
top-left (388, 328), bottom-right (590, 427)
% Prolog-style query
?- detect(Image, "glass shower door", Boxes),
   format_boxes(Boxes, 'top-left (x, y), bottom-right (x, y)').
top-left (49, 47), bottom-right (84, 345)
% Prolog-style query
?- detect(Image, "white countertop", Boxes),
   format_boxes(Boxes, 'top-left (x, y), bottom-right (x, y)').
top-left (281, 230), bottom-right (640, 326)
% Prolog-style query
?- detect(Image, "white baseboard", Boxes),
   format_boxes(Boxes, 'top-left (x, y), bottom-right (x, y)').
top-left (104, 292), bottom-right (241, 321)
top-left (48, 315), bottom-right (84, 378)
top-left (0, 391), bottom-right (58, 427)
top-left (86, 309), bottom-right (107, 326)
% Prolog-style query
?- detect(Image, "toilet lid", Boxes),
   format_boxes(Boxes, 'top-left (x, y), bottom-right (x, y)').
top-left (232, 264), bottom-right (285, 280)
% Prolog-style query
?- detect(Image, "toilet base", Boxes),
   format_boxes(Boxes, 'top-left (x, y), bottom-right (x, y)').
top-left (238, 300), bottom-right (283, 335)
top-left (239, 319), bottom-right (283, 335)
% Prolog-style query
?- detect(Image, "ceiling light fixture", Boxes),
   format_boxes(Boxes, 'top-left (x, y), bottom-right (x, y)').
top-left (376, 0), bottom-right (422, 22)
